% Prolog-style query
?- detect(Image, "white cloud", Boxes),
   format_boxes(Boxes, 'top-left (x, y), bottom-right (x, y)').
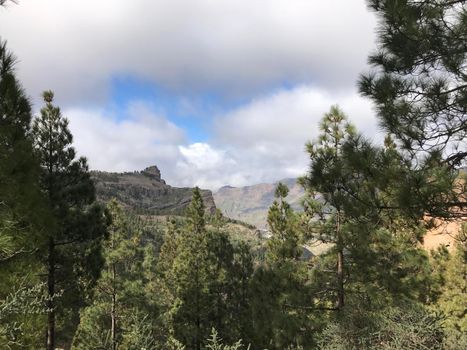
top-left (4, 1), bottom-right (382, 190)
top-left (66, 102), bottom-right (186, 174)
top-left (65, 86), bottom-right (380, 191)
top-left (179, 143), bottom-right (230, 170)
top-left (0, 0), bottom-right (376, 105)
top-left (206, 85), bottom-right (382, 188)
top-left (216, 86), bottom-right (378, 146)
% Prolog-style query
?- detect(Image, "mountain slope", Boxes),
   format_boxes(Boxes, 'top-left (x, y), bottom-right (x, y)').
top-left (214, 178), bottom-right (304, 228)
top-left (92, 166), bottom-right (216, 215)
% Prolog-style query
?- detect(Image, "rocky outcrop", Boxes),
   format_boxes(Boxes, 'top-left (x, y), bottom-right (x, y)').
top-left (91, 166), bottom-right (216, 215)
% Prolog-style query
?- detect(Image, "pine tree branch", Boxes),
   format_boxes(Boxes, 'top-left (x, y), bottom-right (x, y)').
top-left (53, 238), bottom-right (81, 246)
top-left (283, 303), bottom-right (339, 311)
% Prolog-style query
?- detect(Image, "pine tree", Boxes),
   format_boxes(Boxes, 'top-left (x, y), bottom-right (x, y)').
top-left (245, 183), bottom-right (313, 349)
top-left (429, 223), bottom-right (467, 347)
top-left (359, 0), bottom-right (466, 223)
top-left (32, 91), bottom-right (106, 350)
top-left (0, 40), bottom-right (47, 267)
top-left (206, 228), bottom-right (234, 342)
top-left (267, 182), bottom-right (301, 263)
top-left (72, 200), bottom-right (153, 350)
top-left (0, 39), bottom-right (50, 348)
top-left (360, 0), bottom-right (467, 168)
top-left (301, 105), bottom-right (355, 311)
top-left (229, 241), bottom-right (254, 345)
top-left (301, 106), bottom-right (434, 313)
top-left (162, 187), bottom-right (211, 350)
top-left (157, 188), bottom-right (252, 349)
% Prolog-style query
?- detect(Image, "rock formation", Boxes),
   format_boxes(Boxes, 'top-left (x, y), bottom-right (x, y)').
top-left (91, 166), bottom-right (216, 215)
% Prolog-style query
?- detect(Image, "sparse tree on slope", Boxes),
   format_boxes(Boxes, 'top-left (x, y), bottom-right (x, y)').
top-left (267, 182), bottom-right (301, 263)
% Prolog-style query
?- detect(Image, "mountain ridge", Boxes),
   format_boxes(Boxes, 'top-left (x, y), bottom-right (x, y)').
top-left (214, 177), bottom-right (305, 229)
top-left (91, 165), bottom-right (217, 215)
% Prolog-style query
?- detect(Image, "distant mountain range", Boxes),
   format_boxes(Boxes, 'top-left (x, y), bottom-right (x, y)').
top-left (90, 165), bottom-right (305, 226)
top-left (91, 166), bottom-right (462, 253)
top-left (91, 166), bottom-right (216, 215)
top-left (214, 177), bottom-right (461, 252)
top-left (214, 178), bottom-right (305, 229)
top-left (91, 165), bottom-right (305, 228)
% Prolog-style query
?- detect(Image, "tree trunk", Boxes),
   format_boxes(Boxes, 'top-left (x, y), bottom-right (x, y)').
top-left (46, 238), bottom-right (55, 350)
top-left (111, 262), bottom-right (116, 350)
top-left (336, 211), bottom-right (344, 310)
top-left (337, 248), bottom-right (344, 310)
top-left (110, 227), bottom-right (117, 350)
top-left (195, 261), bottom-right (201, 350)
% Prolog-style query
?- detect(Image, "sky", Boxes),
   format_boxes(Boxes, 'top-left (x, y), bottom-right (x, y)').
top-left (0, 0), bottom-right (381, 190)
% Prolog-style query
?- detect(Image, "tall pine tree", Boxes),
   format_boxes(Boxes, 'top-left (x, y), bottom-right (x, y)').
top-left (301, 105), bottom-right (355, 311)
top-left (72, 200), bottom-right (155, 350)
top-left (301, 106), bottom-right (434, 312)
top-left (0, 38), bottom-right (50, 349)
top-left (32, 91), bottom-right (106, 350)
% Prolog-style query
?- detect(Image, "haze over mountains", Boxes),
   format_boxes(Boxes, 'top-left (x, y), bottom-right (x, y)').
top-left (214, 178), bottom-right (305, 228)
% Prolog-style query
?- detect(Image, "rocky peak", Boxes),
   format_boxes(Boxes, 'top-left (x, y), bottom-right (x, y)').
top-left (142, 165), bottom-right (163, 182)
top-left (92, 166), bottom-right (216, 215)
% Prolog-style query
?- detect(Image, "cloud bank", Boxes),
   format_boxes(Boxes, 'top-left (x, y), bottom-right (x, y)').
top-left (67, 86), bottom-right (380, 190)
top-left (1, 0), bottom-right (379, 189)
top-left (1, 0), bottom-right (376, 105)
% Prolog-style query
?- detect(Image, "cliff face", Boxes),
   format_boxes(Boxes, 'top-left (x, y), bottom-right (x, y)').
top-left (91, 166), bottom-right (216, 215)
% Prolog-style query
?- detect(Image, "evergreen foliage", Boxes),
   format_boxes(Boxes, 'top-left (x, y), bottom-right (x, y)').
top-left (360, 0), bottom-right (467, 222)
top-left (0, 38), bottom-right (50, 348)
top-left (360, 0), bottom-right (467, 167)
top-left (32, 91), bottom-right (107, 349)
top-left (300, 106), bottom-right (356, 310)
top-left (318, 303), bottom-right (446, 350)
top-left (156, 188), bottom-right (259, 349)
top-left (267, 182), bottom-right (301, 262)
top-left (72, 200), bottom-right (163, 350)
top-left (299, 107), bottom-right (441, 350)
top-left (429, 223), bottom-right (467, 347)
top-left (246, 182), bottom-right (313, 349)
